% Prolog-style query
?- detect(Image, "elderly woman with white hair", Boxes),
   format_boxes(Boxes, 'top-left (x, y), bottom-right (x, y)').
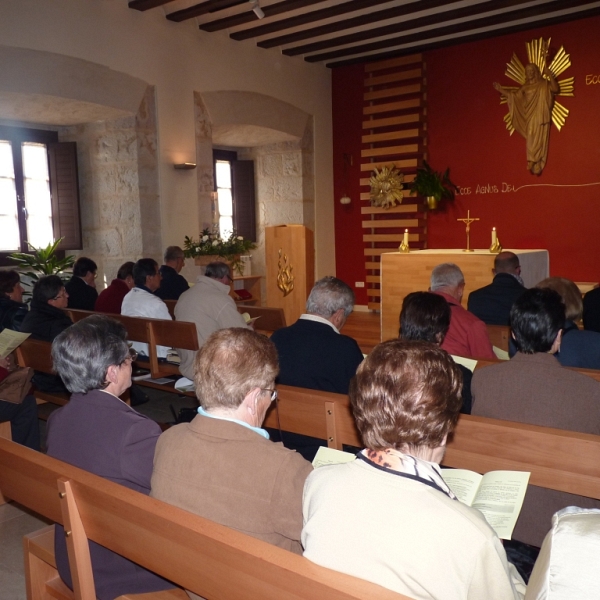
top-left (46, 315), bottom-right (175, 600)
top-left (302, 340), bottom-right (525, 600)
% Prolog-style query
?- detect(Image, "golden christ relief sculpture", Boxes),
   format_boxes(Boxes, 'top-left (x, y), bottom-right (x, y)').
top-left (493, 37), bottom-right (574, 175)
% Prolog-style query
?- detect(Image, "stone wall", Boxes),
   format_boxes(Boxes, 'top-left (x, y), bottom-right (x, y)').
top-left (58, 86), bottom-right (160, 286)
top-left (238, 118), bottom-right (315, 298)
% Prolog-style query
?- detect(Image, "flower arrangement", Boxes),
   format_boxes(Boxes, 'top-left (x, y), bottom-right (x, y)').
top-left (183, 229), bottom-right (256, 275)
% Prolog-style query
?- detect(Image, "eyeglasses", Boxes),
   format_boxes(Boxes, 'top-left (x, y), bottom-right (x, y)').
top-left (53, 291), bottom-right (68, 300)
top-left (121, 348), bottom-right (138, 365)
top-left (261, 388), bottom-right (278, 402)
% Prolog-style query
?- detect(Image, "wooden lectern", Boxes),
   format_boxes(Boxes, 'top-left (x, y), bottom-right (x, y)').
top-left (265, 225), bottom-right (315, 326)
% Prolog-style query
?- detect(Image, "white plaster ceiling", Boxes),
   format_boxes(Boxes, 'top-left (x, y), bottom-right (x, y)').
top-left (0, 92), bottom-right (133, 126)
top-left (212, 123), bottom-right (299, 147)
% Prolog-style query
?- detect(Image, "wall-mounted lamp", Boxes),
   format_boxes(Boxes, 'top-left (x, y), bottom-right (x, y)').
top-left (174, 162), bottom-right (197, 170)
top-left (340, 153), bottom-right (353, 205)
top-left (250, 0), bottom-right (265, 19)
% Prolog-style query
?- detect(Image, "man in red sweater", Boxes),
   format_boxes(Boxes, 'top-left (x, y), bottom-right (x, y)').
top-left (95, 262), bottom-right (134, 314)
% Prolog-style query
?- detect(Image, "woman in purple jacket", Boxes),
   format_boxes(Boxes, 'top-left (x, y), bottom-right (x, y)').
top-left (46, 315), bottom-right (175, 600)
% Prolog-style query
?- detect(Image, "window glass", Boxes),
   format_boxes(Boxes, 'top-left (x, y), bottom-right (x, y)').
top-left (219, 216), bottom-right (233, 238)
top-left (218, 188), bottom-right (233, 217)
top-left (215, 160), bottom-right (231, 188)
top-left (0, 140), bottom-right (19, 251)
top-left (22, 142), bottom-right (53, 248)
top-left (216, 160), bottom-right (233, 239)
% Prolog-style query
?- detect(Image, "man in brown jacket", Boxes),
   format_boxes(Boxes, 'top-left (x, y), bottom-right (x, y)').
top-left (472, 288), bottom-right (600, 548)
top-left (151, 328), bottom-right (312, 566)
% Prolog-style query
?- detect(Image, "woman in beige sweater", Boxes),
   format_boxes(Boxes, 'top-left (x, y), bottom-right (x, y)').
top-left (302, 340), bottom-right (525, 600)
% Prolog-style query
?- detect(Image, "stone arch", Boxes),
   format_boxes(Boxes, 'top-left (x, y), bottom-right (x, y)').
top-left (0, 46), bottom-right (159, 281)
top-left (193, 91), bottom-right (314, 287)
top-left (0, 45), bottom-right (148, 122)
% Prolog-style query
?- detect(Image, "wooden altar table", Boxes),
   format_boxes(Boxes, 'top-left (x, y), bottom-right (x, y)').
top-left (380, 249), bottom-right (549, 341)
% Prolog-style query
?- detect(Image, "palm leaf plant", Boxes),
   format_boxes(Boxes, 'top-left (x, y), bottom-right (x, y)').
top-left (410, 161), bottom-right (458, 209)
top-left (8, 239), bottom-right (75, 298)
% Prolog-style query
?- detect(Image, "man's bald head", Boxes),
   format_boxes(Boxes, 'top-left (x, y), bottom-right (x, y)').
top-left (493, 252), bottom-right (521, 275)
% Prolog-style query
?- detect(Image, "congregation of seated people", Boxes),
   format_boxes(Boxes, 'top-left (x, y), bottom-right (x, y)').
top-left (5, 253), bottom-right (600, 600)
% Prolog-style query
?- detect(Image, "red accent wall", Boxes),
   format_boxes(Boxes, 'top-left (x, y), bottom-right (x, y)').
top-left (333, 63), bottom-right (370, 304)
top-left (333, 15), bottom-right (600, 302)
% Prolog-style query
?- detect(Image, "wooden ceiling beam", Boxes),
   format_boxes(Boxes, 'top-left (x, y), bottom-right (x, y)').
top-left (200, 0), bottom-right (327, 32)
top-left (128, 0), bottom-right (177, 10)
top-left (232, 0), bottom-right (393, 42)
top-left (326, 4), bottom-right (600, 68)
top-left (256, 0), bottom-right (458, 48)
top-left (166, 0), bottom-right (246, 23)
top-left (285, 0), bottom-right (541, 57)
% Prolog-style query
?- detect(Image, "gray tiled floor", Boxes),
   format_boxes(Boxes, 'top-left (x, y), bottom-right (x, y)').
top-left (0, 502), bottom-right (50, 600)
top-left (0, 384), bottom-right (198, 599)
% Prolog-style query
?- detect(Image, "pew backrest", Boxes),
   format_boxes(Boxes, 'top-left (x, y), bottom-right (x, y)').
top-left (473, 357), bottom-right (600, 383)
top-left (16, 339), bottom-right (70, 406)
top-left (486, 324), bottom-right (510, 352)
top-left (67, 309), bottom-right (198, 379)
top-left (0, 438), bottom-right (408, 600)
top-left (237, 305), bottom-right (286, 332)
top-left (269, 385), bottom-right (600, 501)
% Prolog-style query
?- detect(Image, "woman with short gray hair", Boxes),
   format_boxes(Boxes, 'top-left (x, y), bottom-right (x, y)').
top-left (46, 315), bottom-right (175, 600)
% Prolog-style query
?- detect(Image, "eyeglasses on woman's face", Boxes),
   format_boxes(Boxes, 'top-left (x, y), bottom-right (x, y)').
top-left (261, 388), bottom-right (278, 402)
top-left (121, 347), bottom-right (138, 365)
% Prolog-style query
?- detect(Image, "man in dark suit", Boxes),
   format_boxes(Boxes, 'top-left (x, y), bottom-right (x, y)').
top-left (270, 276), bottom-right (364, 460)
top-left (467, 251), bottom-right (526, 325)
top-left (270, 276), bottom-right (364, 395)
top-left (472, 288), bottom-right (600, 548)
top-left (583, 286), bottom-right (600, 333)
top-left (155, 246), bottom-right (189, 300)
top-left (66, 257), bottom-right (98, 311)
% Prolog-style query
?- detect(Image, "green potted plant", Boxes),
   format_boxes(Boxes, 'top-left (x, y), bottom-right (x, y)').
top-left (8, 238), bottom-right (75, 297)
top-left (410, 161), bottom-right (458, 210)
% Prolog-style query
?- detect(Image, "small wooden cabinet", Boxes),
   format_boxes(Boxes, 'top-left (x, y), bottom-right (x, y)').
top-left (230, 275), bottom-right (262, 305)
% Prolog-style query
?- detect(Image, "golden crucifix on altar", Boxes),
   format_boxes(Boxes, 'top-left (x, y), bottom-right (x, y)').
top-left (457, 210), bottom-right (479, 252)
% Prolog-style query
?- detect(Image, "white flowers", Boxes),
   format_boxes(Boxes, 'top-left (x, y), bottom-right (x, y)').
top-left (212, 240), bottom-right (219, 246)
top-left (202, 235), bottom-right (209, 242)
top-left (237, 236), bottom-right (244, 241)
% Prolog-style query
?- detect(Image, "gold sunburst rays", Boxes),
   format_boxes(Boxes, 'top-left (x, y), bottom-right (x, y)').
top-left (369, 165), bottom-right (404, 209)
top-left (501, 37), bottom-right (574, 132)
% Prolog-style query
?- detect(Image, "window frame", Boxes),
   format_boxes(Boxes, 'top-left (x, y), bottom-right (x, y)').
top-left (0, 125), bottom-right (81, 266)
top-left (212, 149), bottom-right (256, 243)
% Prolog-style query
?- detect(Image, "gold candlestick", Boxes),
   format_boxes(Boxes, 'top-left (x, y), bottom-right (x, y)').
top-left (489, 226), bottom-right (502, 254)
top-left (398, 228), bottom-right (410, 253)
top-left (457, 210), bottom-right (479, 252)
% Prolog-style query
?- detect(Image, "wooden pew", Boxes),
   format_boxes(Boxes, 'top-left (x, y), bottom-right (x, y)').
top-left (264, 385), bottom-right (359, 449)
top-left (163, 299), bottom-right (176, 319)
top-left (15, 339), bottom-right (131, 408)
top-left (0, 438), bottom-right (408, 600)
top-left (473, 357), bottom-right (600, 383)
top-left (486, 324), bottom-right (510, 352)
top-left (15, 339), bottom-right (71, 407)
top-left (237, 304), bottom-right (286, 333)
top-left (269, 385), bottom-right (600, 502)
top-left (67, 310), bottom-right (198, 380)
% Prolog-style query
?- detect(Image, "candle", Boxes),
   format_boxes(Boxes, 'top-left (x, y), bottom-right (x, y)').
top-left (403, 229), bottom-right (409, 246)
top-left (492, 227), bottom-right (497, 245)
